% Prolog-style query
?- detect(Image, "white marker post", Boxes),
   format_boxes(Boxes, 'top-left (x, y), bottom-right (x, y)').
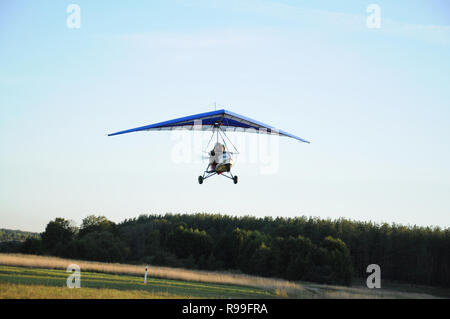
top-left (144, 265), bottom-right (148, 284)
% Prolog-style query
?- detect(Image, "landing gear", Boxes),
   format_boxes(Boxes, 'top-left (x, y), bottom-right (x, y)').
top-left (198, 164), bottom-right (239, 185)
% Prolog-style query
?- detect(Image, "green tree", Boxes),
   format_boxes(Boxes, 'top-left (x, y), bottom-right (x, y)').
top-left (250, 243), bottom-right (273, 276)
top-left (41, 218), bottom-right (77, 255)
top-left (20, 238), bottom-right (42, 255)
top-left (285, 236), bottom-right (314, 281)
top-left (70, 231), bottom-right (129, 262)
top-left (79, 215), bottom-right (114, 237)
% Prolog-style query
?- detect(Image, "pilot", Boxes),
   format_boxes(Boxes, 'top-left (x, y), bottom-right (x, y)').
top-left (209, 142), bottom-right (225, 170)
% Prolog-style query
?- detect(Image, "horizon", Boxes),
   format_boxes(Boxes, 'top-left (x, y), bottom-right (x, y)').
top-left (4, 211), bottom-right (449, 234)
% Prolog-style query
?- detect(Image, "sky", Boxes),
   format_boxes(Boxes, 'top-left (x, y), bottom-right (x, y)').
top-left (1, 0), bottom-right (449, 232)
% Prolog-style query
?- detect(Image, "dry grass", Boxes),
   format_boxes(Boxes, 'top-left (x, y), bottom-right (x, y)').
top-left (0, 253), bottom-right (308, 298)
top-left (0, 282), bottom-right (185, 299)
top-left (302, 282), bottom-right (440, 299)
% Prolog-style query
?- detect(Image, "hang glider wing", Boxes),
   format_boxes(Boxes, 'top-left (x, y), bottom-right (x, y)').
top-left (108, 109), bottom-right (310, 143)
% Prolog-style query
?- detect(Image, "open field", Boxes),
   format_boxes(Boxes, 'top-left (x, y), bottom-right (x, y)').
top-left (0, 253), bottom-right (446, 299)
top-left (0, 265), bottom-right (276, 299)
top-left (0, 253), bottom-right (305, 298)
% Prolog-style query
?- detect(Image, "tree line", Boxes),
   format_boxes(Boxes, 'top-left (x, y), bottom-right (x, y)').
top-left (0, 229), bottom-right (39, 253)
top-left (0, 229), bottom-right (39, 242)
top-left (6, 213), bottom-right (450, 287)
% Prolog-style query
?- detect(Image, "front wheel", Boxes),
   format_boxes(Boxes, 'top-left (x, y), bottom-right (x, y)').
top-left (233, 176), bottom-right (238, 184)
top-left (198, 176), bottom-right (204, 184)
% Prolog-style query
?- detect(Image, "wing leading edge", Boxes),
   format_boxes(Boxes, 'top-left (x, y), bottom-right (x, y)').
top-left (108, 109), bottom-right (310, 143)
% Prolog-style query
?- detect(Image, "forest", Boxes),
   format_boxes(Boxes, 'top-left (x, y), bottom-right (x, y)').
top-left (0, 229), bottom-right (39, 253)
top-left (5, 213), bottom-right (450, 287)
top-left (0, 229), bottom-right (39, 242)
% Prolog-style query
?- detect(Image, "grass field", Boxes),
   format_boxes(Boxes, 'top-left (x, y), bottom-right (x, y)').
top-left (0, 265), bottom-right (277, 299)
top-left (0, 253), bottom-right (446, 299)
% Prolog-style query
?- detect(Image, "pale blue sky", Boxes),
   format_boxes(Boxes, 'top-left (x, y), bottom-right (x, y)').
top-left (1, 0), bottom-right (449, 232)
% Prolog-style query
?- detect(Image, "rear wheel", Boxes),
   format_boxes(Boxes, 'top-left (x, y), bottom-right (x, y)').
top-left (198, 176), bottom-right (203, 184)
top-left (233, 176), bottom-right (238, 184)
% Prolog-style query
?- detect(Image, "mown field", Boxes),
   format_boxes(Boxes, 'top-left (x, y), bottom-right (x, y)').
top-left (0, 265), bottom-right (277, 299)
top-left (0, 254), bottom-right (446, 299)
